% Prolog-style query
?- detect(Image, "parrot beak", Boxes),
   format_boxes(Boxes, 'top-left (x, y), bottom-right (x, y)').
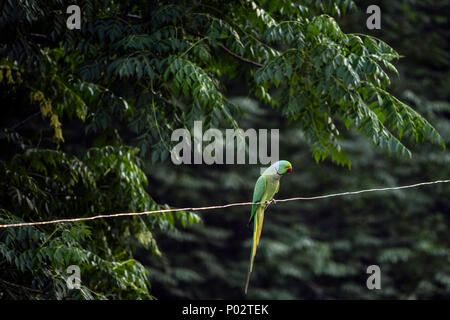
top-left (287, 167), bottom-right (293, 173)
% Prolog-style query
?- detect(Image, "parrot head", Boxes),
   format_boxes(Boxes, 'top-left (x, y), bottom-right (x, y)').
top-left (275, 160), bottom-right (293, 175)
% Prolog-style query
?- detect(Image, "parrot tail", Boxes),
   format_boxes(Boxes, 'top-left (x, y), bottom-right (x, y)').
top-left (244, 269), bottom-right (252, 295)
top-left (244, 224), bottom-right (256, 294)
top-left (244, 209), bottom-right (263, 295)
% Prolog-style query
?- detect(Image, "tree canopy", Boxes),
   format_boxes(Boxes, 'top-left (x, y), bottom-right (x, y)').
top-left (0, 0), bottom-right (448, 299)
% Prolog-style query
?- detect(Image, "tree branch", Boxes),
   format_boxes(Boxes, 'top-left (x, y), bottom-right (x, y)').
top-left (9, 111), bottom-right (41, 130)
top-left (218, 44), bottom-right (264, 68)
top-left (29, 33), bottom-right (54, 44)
top-left (0, 278), bottom-right (43, 294)
top-left (186, 29), bottom-right (264, 68)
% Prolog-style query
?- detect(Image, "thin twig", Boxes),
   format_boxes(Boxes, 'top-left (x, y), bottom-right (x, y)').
top-left (185, 28), bottom-right (264, 68)
top-left (9, 111), bottom-right (41, 130)
top-left (0, 278), bottom-right (43, 294)
top-left (0, 180), bottom-right (448, 229)
top-left (218, 44), bottom-right (264, 68)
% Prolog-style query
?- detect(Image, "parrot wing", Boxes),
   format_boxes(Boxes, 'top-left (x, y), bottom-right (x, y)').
top-left (249, 175), bottom-right (267, 224)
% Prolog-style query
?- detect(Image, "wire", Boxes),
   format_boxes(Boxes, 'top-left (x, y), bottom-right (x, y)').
top-left (0, 179), bottom-right (448, 229)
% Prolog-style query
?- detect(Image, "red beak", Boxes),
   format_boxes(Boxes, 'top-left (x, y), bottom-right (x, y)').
top-left (288, 167), bottom-right (293, 173)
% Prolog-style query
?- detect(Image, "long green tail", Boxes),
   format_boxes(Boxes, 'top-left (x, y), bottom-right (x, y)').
top-left (245, 208), bottom-right (264, 294)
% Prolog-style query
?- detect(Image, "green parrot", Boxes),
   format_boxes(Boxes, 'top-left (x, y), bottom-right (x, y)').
top-left (245, 160), bottom-right (293, 294)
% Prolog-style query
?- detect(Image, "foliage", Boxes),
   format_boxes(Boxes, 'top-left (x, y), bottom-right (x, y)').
top-left (0, 137), bottom-right (199, 299)
top-left (1, 0), bottom-right (444, 167)
top-left (0, 0), bottom-right (447, 299)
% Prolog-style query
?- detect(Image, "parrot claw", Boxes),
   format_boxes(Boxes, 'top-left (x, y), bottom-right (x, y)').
top-left (264, 199), bottom-right (277, 209)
